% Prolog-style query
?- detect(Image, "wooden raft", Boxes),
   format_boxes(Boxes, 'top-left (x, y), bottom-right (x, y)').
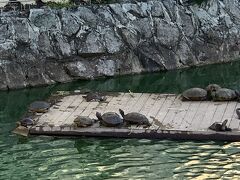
top-left (29, 93), bottom-right (240, 141)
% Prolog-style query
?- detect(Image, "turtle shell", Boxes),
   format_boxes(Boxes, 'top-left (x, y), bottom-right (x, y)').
top-left (83, 92), bottom-right (106, 102)
top-left (73, 116), bottom-right (95, 127)
top-left (212, 88), bottom-right (237, 101)
top-left (100, 112), bottom-right (123, 127)
top-left (29, 101), bottom-right (50, 113)
top-left (19, 118), bottom-right (34, 127)
top-left (123, 112), bottom-right (150, 126)
top-left (182, 88), bottom-right (207, 101)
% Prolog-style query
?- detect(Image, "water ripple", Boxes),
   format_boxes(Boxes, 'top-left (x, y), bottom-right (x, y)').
top-left (0, 136), bottom-right (240, 179)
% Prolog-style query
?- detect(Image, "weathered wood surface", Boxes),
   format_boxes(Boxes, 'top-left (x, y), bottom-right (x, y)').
top-left (30, 93), bottom-right (240, 141)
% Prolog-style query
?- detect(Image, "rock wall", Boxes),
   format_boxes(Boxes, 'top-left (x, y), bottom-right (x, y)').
top-left (0, 0), bottom-right (240, 90)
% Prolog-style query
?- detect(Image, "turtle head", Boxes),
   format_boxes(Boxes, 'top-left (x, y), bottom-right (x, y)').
top-left (100, 96), bottom-right (107, 102)
top-left (119, 109), bottom-right (125, 117)
top-left (96, 112), bottom-right (102, 120)
top-left (16, 121), bottom-right (21, 127)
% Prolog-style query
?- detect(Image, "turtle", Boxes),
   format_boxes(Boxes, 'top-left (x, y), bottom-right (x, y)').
top-left (205, 84), bottom-right (221, 100)
top-left (73, 116), bottom-right (95, 127)
top-left (83, 92), bottom-right (106, 102)
top-left (119, 109), bottom-right (151, 127)
top-left (236, 108), bottom-right (240, 119)
top-left (181, 88), bottom-right (207, 101)
top-left (211, 88), bottom-right (237, 101)
top-left (96, 112), bottom-right (123, 127)
top-left (29, 101), bottom-right (50, 113)
top-left (209, 119), bottom-right (231, 131)
top-left (18, 117), bottom-right (34, 127)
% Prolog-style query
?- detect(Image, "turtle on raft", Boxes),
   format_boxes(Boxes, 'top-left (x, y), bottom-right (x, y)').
top-left (205, 84), bottom-right (221, 100)
top-left (12, 118), bottom-right (34, 137)
top-left (29, 101), bottom-right (50, 113)
top-left (96, 112), bottom-right (123, 127)
top-left (181, 88), bottom-right (207, 101)
top-left (211, 88), bottom-right (238, 101)
top-left (17, 117), bottom-right (34, 127)
top-left (119, 109), bottom-right (151, 127)
top-left (83, 92), bottom-right (107, 102)
top-left (208, 119), bottom-right (231, 132)
top-left (73, 116), bottom-right (95, 127)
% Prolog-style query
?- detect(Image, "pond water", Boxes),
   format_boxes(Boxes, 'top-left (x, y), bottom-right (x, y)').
top-left (1, 61), bottom-right (240, 179)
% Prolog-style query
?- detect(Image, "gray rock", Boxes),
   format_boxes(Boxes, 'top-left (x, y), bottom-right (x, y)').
top-left (0, 0), bottom-right (239, 90)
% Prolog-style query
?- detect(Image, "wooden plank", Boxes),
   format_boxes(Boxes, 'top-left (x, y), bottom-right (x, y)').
top-left (36, 95), bottom-right (75, 125)
top-left (190, 101), bottom-right (210, 131)
top-left (102, 93), bottom-right (126, 113)
top-left (155, 95), bottom-right (178, 129)
top-left (179, 101), bottom-right (200, 130)
top-left (56, 95), bottom-right (84, 126)
top-left (170, 100), bottom-right (191, 130)
top-left (147, 95), bottom-right (168, 127)
top-left (140, 94), bottom-right (159, 116)
top-left (29, 126), bottom-right (240, 142)
top-left (48, 95), bottom-right (77, 125)
top-left (131, 93), bottom-right (151, 113)
top-left (196, 101), bottom-right (218, 131)
top-left (119, 93), bottom-right (142, 114)
top-left (161, 97), bottom-right (182, 128)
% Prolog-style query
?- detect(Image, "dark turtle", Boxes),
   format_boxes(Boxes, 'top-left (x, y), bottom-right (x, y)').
top-left (182, 88), bottom-right (207, 101)
top-left (29, 101), bottom-right (50, 113)
top-left (236, 108), bottom-right (240, 119)
top-left (211, 88), bottom-right (237, 101)
top-left (119, 109), bottom-right (151, 127)
top-left (73, 116), bottom-right (95, 127)
top-left (205, 84), bottom-right (221, 100)
top-left (18, 118), bottom-right (34, 127)
top-left (96, 112), bottom-right (123, 127)
top-left (83, 92), bottom-right (106, 102)
top-left (209, 119), bottom-right (231, 131)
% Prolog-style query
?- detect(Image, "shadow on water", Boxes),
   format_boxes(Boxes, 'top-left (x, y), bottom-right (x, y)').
top-left (1, 61), bottom-right (240, 179)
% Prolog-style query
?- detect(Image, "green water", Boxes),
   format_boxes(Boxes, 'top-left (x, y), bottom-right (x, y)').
top-left (1, 61), bottom-right (240, 179)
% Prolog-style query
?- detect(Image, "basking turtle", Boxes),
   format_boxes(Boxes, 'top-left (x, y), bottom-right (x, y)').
top-left (96, 112), bottom-right (123, 127)
top-left (211, 88), bottom-right (237, 101)
top-left (119, 109), bottom-right (151, 127)
top-left (83, 92), bottom-right (106, 102)
top-left (73, 116), bottom-right (95, 127)
top-left (205, 84), bottom-right (221, 100)
top-left (29, 101), bottom-right (50, 113)
top-left (182, 88), bottom-right (207, 101)
top-left (18, 117), bottom-right (34, 127)
top-left (236, 108), bottom-right (240, 119)
top-left (209, 119), bottom-right (231, 131)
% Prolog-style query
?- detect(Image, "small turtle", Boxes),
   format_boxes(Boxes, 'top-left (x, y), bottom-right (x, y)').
top-left (83, 92), bottom-right (106, 102)
top-left (96, 112), bottom-right (123, 127)
top-left (18, 117), bottom-right (34, 127)
top-left (119, 109), bottom-right (151, 127)
top-left (205, 84), bottom-right (221, 100)
top-left (211, 88), bottom-right (237, 101)
top-left (236, 108), bottom-right (240, 119)
top-left (73, 116), bottom-right (95, 127)
top-left (209, 119), bottom-right (231, 131)
top-left (182, 88), bottom-right (207, 101)
top-left (29, 101), bottom-right (50, 113)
